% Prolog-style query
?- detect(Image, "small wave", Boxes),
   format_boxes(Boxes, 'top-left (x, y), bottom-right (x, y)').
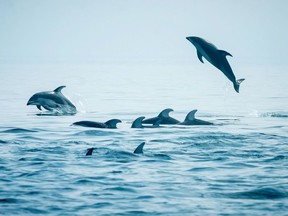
top-left (73, 130), bottom-right (122, 136)
top-left (261, 112), bottom-right (288, 118)
top-left (104, 186), bottom-right (136, 193)
top-left (227, 187), bottom-right (288, 200)
top-left (1, 128), bottom-right (37, 133)
top-left (35, 112), bottom-right (75, 116)
top-left (92, 202), bottom-right (112, 208)
top-left (0, 198), bottom-right (24, 203)
top-left (265, 155), bottom-right (287, 162)
top-left (0, 140), bottom-right (7, 143)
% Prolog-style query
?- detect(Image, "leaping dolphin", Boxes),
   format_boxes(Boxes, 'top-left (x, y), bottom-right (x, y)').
top-left (178, 110), bottom-right (213, 125)
top-left (27, 86), bottom-right (77, 114)
top-left (131, 116), bottom-right (161, 128)
top-left (141, 108), bottom-right (180, 125)
top-left (72, 119), bottom-right (122, 129)
top-left (186, 36), bottom-right (245, 93)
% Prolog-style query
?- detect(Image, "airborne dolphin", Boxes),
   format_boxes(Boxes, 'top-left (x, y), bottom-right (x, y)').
top-left (131, 116), bottom-right (161, 128)
top-left (72, 119), bottom-right (122, 129)
top-left (178, 110), bottom-right (213, 125)
top-left (27, 86), bottom-right (77, 114)
top-left (186, 36), bottom-right (245, 93)
top-left (142, 108), bottom-right (180, 125)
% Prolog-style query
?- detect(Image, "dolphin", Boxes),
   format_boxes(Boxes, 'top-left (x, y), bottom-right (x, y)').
top-left (131, 116), bottom-right (161, 128)
top-left (141, 108), bottom-right (180, 125)
top-left (27, 86), bottom-right (77, 114)
top-left (85, 142), bottom-right (145, 156)
top-left (72, 119), bottom-right (122, 129)
top-left (178, 109), bottom-right (213, 125)
top-left (186, 36), bottom-right (245, 93)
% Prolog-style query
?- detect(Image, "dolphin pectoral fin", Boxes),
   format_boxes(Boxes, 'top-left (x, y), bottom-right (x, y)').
top-left (153, 119), bottom-right (162, 127)
top-left (36, 105), bottom-right (42, 111)
top-left (197, 50), bottom-right (204, 63)
top-left (218, 50), bottom-right (233, 57)
top-left (133, 142), bottom-right (145, 154)
top-left (53, 85), bottom-right (66, 93)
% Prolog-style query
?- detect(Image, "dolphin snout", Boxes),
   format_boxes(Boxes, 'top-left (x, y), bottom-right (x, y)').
top-left (26, 99), bottom-right (35, 106)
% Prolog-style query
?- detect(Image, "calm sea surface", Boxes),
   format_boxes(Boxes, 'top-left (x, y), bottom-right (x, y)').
top-left (0, 63), bottom-right (287, 215)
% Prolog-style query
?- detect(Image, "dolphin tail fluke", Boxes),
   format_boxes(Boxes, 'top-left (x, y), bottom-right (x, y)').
top-left (233, 79), bottom-right (245, 93)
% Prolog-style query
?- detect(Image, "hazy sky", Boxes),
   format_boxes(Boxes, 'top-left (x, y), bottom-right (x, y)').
top-left (1, 0), bottom-right (288, 66)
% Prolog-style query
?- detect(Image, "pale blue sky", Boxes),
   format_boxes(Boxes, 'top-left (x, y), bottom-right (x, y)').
top-left (1, 0), bottom-right (288, 65)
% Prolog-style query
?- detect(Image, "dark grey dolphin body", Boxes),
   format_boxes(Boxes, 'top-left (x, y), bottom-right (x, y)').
top-left (27, 86), bottom-right (77, 114)
top-left (131, 116), bottom-right (161, 128)
top-left (72, 119), bottom-right (121, 129)
top-left (141, 108), bottom-right (180, 125)
top-left (178, 110), bottom-right (213, 125)
top-left (186, 36), bottom-right (245, 93)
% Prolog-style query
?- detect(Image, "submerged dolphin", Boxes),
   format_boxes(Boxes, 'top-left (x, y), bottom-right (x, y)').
top-left (186, 36), bottom-right (245, 93)
top-left (72, 119), bottom-right (122, 129)
top-left (85, 142), bottom-right (145, 156)
top-left (142, 108), bottom-right (180, 125)
top-left (27, 86), bottom-right (77, 114)
top-left (131, 116), bottom-right (161, 128)
top-left (178, 109), bottom-right (213, 125)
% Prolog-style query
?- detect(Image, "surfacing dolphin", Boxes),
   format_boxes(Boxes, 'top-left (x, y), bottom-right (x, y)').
top-left (178, 109), bottom-right (213, 125)
top-left (85, 142), bottom-right (145, 156)
top-left (186, 36), bottom-right (245, 93)
top-left (72, 119), bottom-right (122, 129)
top-left (131, 116), bottom-right (161, 128)
top-left (27, 86), bottom-right (77, 114)
top-left (141, 108), bottom-right (180, 125)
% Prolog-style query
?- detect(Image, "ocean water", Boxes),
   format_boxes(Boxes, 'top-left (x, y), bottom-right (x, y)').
top-left (0, 63), bottom-right (288, 215)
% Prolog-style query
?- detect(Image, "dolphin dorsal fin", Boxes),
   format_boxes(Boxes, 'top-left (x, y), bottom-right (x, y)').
top-left (218, 50), bottom-right (233, 57)
top-left (105, 119), bottom-right (121, 129)
top-left (53, 85), bottom-right (66, 93)
top-left (133, 142), bottom-right (145, 154)
top-left (86, 148), bottom-right (94, 156)
top-left (197, 50), bottom-right (204, 63)
top-left (159, 108), bottom-right (173, 118)
top-left (131, 116), bottom-right (145, 128)
top-left (185, 109), bottom-right (198, 121)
